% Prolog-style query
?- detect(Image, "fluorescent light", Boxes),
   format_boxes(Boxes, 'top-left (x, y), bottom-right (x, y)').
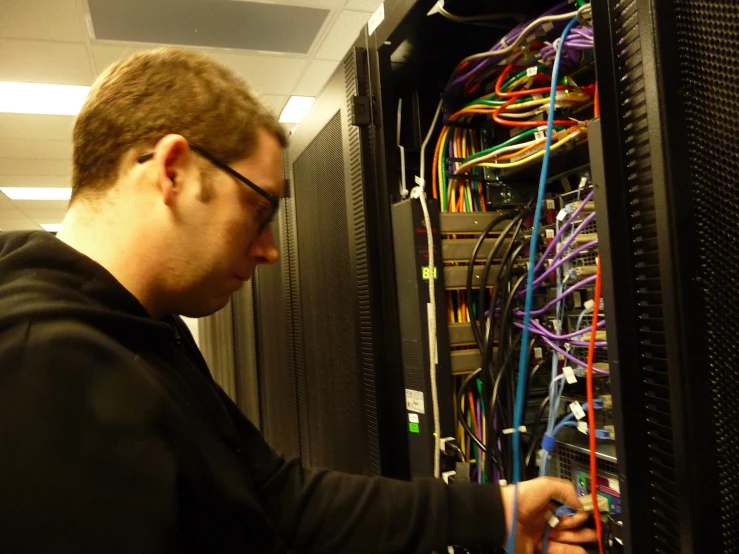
top-left (279, 96), bottom-right (315, 123)
top-left (0, 82), bottom-right (91, 116)
top-left (40, 223), bottom-right (62, 232)
top-left (0, 187), bottom-right (72, 201)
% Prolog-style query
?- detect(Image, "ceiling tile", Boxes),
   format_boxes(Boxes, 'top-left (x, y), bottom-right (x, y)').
top-left (90, 43), bottom-right (154, 75)
top-left (0, 218), bottom-right (43, 232)
top-left (262, 95), bottom-right (289, 114)
top-left (0, 114), bottom-right (25, 139)
top-left (293, 59), bottom-right (339, 96)
top-left (92, 45), bottom-right (307, 95)
top-left (0, 175), bottom-right (70, 187)
top-left (0, 138), bottom-right (35, 159)
top-left (254, 0), bottom-right (346, 8)
top-left (29, 139), bottom-right (73, 161)
top-left (15, 203), bottom-right (69, 219)
top-left (0, 39), bottom-right (95, 86)
top-left (314, 10), bottom-right (368, 61)
top-left (202, 51), bottom-right (308, 95)
top-left (0, 0), bottom-right (88, 42)
top-left (10, 115), bottom-right (76, 141)
top-left (345, 0), bottom-right (382, 12)
top-left (0, 159), bottom-right (72, 177)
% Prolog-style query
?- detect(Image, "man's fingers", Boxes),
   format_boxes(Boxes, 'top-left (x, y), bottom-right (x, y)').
top-left (536, 540), bottom-right (588, 554)
top-left (554, 512), bottom-right (589, 529)
top-left (548, 527), bottom-right (599, 544)
top-left (542, 477), bottom-right (584, 510)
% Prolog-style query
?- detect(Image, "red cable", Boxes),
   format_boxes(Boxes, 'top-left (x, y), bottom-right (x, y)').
top-left (586, 255), bottom-right (605, 554)
top-left (495, 61), bottom-right (573, 99)
top-left (594, 82), bottom-right (600, 118)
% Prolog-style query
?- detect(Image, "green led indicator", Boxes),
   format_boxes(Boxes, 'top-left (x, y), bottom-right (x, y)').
top-left (409, 422), bottom-right (420, 434)
top-left (422, 267), bottom-right (438, 280)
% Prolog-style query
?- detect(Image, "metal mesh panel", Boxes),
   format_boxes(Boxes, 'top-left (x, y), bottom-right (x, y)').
top-left (344, 50), bottom-right (382, 477)
top-left (612, 0), bottom-right (680, 549)
top-left (293, 111), bottom-right (370, 473)
top-left (673, 3), bottom-right (739, 551)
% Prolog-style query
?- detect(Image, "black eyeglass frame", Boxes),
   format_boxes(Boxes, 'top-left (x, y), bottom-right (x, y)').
top-left (137, 144), bottom-right (280, 231)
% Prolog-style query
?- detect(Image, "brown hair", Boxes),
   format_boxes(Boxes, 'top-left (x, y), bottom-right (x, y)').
top-left (71, 47), bottom-right (286, 202)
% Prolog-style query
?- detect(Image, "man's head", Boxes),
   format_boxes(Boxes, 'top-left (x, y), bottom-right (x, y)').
top-left (62, 48), bottom-right (287, 318)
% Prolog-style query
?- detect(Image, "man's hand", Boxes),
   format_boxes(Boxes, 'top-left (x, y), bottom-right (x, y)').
top-left (501, 477), bottom-right (599, 553)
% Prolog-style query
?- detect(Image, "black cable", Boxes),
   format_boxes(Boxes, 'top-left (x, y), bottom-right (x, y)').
top-left (477, 212), bottom-right (526, 481)
top-left (456, 368), bottom-right (487, 454)
top-left (465, 212), bottom-right (514, 351)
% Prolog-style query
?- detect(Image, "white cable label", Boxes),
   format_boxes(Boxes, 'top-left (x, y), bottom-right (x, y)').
top-left (526, 66), bottom-right (538, 77)
top-left (542, 21), bottom-right (554, 32)
top-left (556, 209), bottom-right (568, 221)
top-left (577, 421), bottom-right (589, 434)
top-left (406, 389), bottom-right (426, 414)
top-left (563, 366), bottom-right (577, 384)
top-left (408, 413), bottom-right (419, 423)
top-left (584, 299), bottom-right (595, 310)
top-left (570, 401), bottom-right (586, 420)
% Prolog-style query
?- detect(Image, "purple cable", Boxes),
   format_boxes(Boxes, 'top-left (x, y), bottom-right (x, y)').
top-left (523, 317), bottom-right (606, 341)
top-left (534, 190), bottom-right (595, 274)
top-left (530, 239), bottom-right (599, 289)
top-left (514, 323), bottom-right (607, 347)
top-left (448, 1), bottom-right (571, 89)
top-left (539, 335), bottom-right (610, 374)
top-left (514, 275), bottom-right (597, 318)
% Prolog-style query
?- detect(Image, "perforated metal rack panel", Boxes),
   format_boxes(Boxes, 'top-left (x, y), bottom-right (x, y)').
top-left (292, 111), bottom-right (372, 473)
top-left (673, 3), bottom-right (739, 551)
top-left (593, 0), bottom-right (739, 551)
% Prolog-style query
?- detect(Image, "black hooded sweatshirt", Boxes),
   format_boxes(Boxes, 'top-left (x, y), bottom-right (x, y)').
top-left (0, 231), bottom-right (506, 554)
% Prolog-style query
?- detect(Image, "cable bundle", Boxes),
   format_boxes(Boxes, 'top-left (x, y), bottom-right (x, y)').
top-left (421, 3), bottom-right (609, 550)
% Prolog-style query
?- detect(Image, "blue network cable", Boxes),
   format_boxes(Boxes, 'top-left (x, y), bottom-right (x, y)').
top-left (506, 16), bottom-right (581, 554)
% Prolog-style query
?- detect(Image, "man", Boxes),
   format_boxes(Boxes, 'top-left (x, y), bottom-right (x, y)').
top-left (0, 48), bottom-right (596, 553)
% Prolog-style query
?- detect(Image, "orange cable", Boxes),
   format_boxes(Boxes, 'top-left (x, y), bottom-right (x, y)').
top-left (586, 255), bottom-right (605, 554)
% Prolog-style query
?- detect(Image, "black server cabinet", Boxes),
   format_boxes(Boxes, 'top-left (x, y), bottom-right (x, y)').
top-left (255, 44), bottom-right (410, 479)
top-left (591, 0), bottom-right (739, 552)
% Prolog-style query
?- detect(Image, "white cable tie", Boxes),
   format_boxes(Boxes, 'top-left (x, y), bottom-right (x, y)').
top-left (502, 426), bottom-right (527, 435)
top-left (427, 0), bottom-right (444, 16)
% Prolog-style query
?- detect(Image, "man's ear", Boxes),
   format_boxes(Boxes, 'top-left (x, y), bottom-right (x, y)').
top-left (152, 134), bottom-right (191, 206)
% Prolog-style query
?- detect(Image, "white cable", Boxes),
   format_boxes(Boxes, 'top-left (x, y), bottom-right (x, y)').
top-left (414, 188), bottom-right (440, 479)
top-left (414, 98), bottom-right (443, 480)
top-left (397, 99), bottom-right (408, 198)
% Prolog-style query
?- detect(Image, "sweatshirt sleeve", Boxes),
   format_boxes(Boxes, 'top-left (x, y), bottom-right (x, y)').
top-left (0, 322), bottom-right (179, 554)
top-left (218, 388), bottom-right (507, 554)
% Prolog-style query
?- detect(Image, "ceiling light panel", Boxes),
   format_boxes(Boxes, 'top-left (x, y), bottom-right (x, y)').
top-left (0, 82), bottom-right (90, 116)
top-left (279, 96), bottom-right (316, 123)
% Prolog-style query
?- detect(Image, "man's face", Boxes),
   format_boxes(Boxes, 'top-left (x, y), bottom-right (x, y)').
top-left (168, 129), bottom-right (284, 317)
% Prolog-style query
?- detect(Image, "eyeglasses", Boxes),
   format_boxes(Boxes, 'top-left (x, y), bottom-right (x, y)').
top-left (138, 144), bottom-right (280, 233)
